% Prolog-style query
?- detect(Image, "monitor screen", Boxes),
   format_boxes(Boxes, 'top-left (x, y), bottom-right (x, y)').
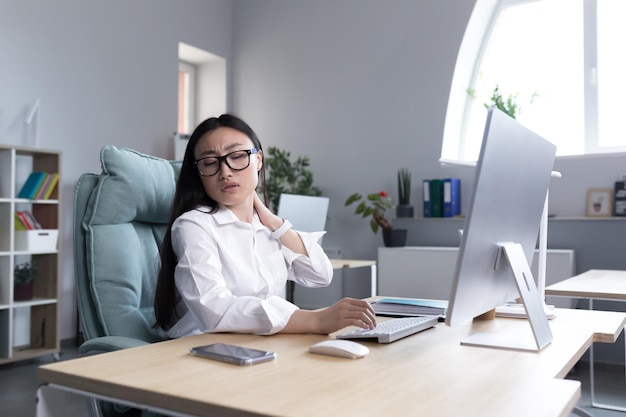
top-left (277, 194), bottom-right (329, 234)
top-left (445, 108), bottom-right (556, 351)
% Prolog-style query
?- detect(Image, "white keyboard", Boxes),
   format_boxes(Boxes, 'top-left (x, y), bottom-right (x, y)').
top-left (336, 316), bottom-right (438, 344)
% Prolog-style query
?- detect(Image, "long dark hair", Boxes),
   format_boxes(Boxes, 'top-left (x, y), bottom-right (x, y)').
top-left (154, 114), bottom-right (266, 330)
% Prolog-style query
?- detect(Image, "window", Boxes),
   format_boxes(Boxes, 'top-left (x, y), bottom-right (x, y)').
top-left (175, 43), bottom-right (227, 159)
top-left (442, 0), bottom-right (626, 162)
top-left (177, 42), bottom-right (227, 134)
top-left (178, 61), bottom-right (196, 135)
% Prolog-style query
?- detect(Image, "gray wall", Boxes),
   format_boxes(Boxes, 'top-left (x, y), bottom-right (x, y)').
top-left (232, 0), bottom-right (476, 263)
top-left (1, 0), bottom-right (234, 340)
top-left (2, 0), bottom-right (625, 342)
top-left (232, 0), bottom-right (626, 296)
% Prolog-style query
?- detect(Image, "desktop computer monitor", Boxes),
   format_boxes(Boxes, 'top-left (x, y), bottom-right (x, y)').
top-left (444, 108), bottom-right (557, 351)
top-left (277, 193), bottom-right (329, 239)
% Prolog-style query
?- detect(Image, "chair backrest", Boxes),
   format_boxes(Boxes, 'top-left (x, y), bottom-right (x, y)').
top-left (74, 146), bottom-right (181, 343)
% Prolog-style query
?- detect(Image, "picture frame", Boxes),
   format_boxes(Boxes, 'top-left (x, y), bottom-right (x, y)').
top-left (586, 188), bottom-right (613, 217)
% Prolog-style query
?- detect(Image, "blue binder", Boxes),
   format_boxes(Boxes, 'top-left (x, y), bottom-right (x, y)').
top-left (423, 179), bottom-right (431, 217)
top-left (443, 178), bottom-right (461, 217)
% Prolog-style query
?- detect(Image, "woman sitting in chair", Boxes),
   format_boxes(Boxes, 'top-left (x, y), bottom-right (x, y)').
top-left (154, 114), bottom-right (376, 338)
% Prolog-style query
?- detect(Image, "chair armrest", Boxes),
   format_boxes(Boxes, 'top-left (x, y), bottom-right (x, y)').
top-left (78, 336), bottom-right (151, 356)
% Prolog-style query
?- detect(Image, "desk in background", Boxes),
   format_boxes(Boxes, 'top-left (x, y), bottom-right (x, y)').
top-left (546, 269), bottom-right (626, 412)
top-left (37, 307), bottom-right (626, 417)
top-left (293, 259), bottom-right (377, 309)
top-left (378, 247), bottom-right (575, 304)
top-left (330, 259), bottom-right (377, 297)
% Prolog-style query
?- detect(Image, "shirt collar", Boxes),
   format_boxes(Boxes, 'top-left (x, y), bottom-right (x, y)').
top-left (213, 205), bottom-right (265, 232)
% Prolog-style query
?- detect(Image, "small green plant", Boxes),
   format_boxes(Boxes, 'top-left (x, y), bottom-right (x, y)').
top-left (14, 261), bottom-right (37, 284)
top-left (263, 146), bottom-right (322, 212)
top-left (345, 191), bottom-right (395, 234)
top-left (397, 168), bottom-right (411, 205)
top-left (468, 85), bottom-right (539, 120)
top-left (485, 85), bottom-right (521, 119)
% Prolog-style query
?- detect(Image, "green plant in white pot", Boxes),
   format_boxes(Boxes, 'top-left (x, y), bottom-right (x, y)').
top-left (14, 261), bottom-right (37, 301)
top-left (396, 168), bottom-right (414, 218)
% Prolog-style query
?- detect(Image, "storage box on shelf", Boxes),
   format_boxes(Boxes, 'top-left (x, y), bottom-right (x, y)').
top-left (15, 230), bottom-right (59, 252)
top-left (0, 144), bottom-right (61, 364)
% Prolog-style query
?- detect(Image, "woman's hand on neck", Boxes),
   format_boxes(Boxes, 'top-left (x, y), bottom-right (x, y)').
top-left (253, 192), bottom-right (283, 230)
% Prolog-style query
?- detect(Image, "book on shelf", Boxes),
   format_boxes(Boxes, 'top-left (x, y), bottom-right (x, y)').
top-left (15, 210), bottom-right (42, 230)
top-left (17, 172), bottom-right (59, 200)
top-left (14, 213), bottom-right (28, 230)
top-left (34, 172), bottom-right (58, 199)
top-left (371, 298), bottom-right (448, 317)
top-left (17, 172), bottom-right (47, 199)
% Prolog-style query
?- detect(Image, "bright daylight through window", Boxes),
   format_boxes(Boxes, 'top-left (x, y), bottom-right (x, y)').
top-left (445, 0), bottom-right (626, 161)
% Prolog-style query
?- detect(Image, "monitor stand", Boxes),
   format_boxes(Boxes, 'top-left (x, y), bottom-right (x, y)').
top-left (495, 191), bottom-right (557, 321)
top-left (461, 243), bottom-right (553, 352)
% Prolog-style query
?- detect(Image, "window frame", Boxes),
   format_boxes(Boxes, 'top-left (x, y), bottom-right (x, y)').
top-left (442, 0), bottom-right (626, 162)
top-left (178, 60), bottom-right (196, 135)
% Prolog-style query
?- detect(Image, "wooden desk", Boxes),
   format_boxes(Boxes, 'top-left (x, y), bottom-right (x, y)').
top-left (37, 308), bottom-right (626, 417)
top-left (330, 258), bottom-right (377, 297)
top-left (545, 269), bottom-right (626, 301)
top-left (546, 269), bottom-right (626, 412)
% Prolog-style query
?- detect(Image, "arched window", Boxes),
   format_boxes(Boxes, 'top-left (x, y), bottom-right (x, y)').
top-left (442, 0), bottom-right (626, 162)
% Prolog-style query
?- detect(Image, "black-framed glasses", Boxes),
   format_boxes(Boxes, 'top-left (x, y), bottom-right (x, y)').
top-left (194, 148), bottom-right (259, 177)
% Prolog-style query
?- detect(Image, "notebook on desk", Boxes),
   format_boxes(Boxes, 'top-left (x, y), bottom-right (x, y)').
top-left (371, 298), bottom-right (448, 318)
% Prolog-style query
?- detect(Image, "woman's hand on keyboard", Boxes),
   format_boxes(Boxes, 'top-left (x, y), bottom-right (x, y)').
top-left (314, 298), bottom-right (377, 334)
top-left (282, 298), bottom-right (377, 335)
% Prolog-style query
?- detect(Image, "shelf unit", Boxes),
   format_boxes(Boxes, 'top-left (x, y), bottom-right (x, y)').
top-left (0, 144), bottom-right (61, 364)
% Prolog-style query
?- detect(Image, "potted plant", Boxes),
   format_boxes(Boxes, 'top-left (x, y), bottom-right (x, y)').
top-left (396, 168), bottom-right (414, 218)
top-left (14, 261), bottom-right (37, 301)
top-left (345, 191), bottom-right (407, 247)
top-left (262, 146), bottom-right (322, 213)
top-left (468, 84), bottom-right (537, 120)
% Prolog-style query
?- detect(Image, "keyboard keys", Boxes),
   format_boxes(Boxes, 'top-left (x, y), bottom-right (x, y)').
top-left (337, 316), bottom-right (438, 343)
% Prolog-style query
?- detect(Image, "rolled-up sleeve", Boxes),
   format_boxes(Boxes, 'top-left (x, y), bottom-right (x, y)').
top-left (283, 231), bottom-right (333, 288)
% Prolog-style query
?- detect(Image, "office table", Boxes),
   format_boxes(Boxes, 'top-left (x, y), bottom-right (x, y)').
top-left (330, 258), bottom-right (377, 297)
top-left (37, 307), bottom-right (626, 417)
top-left (546, 269), bottom-right (626, 412)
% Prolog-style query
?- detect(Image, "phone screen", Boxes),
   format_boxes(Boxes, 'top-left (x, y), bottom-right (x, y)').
top-left (190, 343), bottom-right (276, 366)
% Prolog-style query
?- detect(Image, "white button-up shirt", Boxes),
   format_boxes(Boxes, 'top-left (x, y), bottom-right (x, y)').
top-left (163, 205), bottom-right (333, 338)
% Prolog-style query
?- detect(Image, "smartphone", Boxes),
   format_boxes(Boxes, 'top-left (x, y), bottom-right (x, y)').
top-left (189, 343), bottom-right (277, 366)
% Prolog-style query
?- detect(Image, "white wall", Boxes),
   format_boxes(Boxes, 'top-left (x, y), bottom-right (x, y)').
top-left (0, 0), bottom-right (234, 340)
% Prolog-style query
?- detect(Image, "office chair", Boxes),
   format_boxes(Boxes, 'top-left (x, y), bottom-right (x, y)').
top-left (74, 145), bottom-right (180, 417)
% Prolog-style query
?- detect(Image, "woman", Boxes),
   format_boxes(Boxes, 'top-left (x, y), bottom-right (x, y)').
top-left (154, 114), bottom-right (376, 338)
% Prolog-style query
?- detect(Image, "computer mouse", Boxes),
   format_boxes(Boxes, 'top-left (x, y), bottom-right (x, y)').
top-left (308, 339), bottom-right (369, 359)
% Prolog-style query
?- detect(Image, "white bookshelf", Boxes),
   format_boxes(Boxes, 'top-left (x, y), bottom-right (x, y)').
top-left (0, 144), bottom-right (61, 364)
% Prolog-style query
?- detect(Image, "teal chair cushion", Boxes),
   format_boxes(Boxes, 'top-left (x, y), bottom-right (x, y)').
top-left (78, 146), bottom-right (181, 343)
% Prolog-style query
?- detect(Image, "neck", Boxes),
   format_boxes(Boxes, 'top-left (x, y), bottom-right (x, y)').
top-left (226, 195), bottom-right (254, 223)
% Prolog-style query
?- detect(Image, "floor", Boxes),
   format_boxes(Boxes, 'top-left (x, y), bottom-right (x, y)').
top-left (0, 341), bottom-right (624, 417)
